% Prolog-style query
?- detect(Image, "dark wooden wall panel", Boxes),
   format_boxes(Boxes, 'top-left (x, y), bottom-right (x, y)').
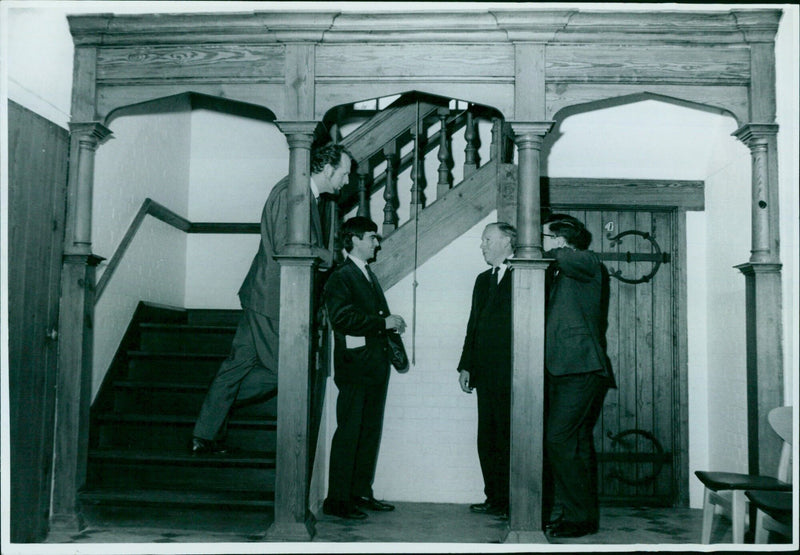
top-left (8, 100), bottom-right (69, 542)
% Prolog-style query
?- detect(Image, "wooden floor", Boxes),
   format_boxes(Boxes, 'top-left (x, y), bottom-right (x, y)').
top-left (39, 502), bottom-right (765, 551)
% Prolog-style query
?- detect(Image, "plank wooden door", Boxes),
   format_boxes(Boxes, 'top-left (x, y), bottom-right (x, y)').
top-left (8, 101), bottom-right (69, 541)
top-left (559, 208), bottom-right (685, 506)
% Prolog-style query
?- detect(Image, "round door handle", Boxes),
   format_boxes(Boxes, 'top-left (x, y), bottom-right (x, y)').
top-left (47, 328), bottom-right (59, 341)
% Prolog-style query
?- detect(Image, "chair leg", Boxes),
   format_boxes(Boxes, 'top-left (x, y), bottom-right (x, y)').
top-left (731, 490), bottom-right (747, 544)
top-left (754, 510), bottom-right (768, 544)
top-left (700, 488), bottom-right (715, 544)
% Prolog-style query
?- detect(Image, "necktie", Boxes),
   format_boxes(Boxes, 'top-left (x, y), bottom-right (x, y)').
top-left (489, 267), bottom-right (499, 293)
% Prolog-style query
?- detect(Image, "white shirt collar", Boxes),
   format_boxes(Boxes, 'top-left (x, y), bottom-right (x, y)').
top-left (310, 176), bottom-right (320, 200)
top-left (494, 261), bottom-right (509, 282)
top-left (348, 253), bottom-right (371, 280)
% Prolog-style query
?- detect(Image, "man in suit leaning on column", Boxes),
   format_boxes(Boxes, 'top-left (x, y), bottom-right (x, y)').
top-left (322, 216), bottom-right (406, 520)
top-left (542, 214), bottom-right (615, 538)
top-left (191, 143), bottom-right (353, 455)
top-left (457, 222), bottom-right (516, 519)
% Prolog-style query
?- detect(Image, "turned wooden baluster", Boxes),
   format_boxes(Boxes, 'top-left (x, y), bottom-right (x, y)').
top-left (463, 107), bottom-right (478, 177)
top-left (382, 140), bottom-right (399, 235)
top-left (356, 160), bottom-right (370, 219)
top-left (436, 107), bottom-right (453, 197)
top-left (410, 120), bottom-right (427, 216)
top-left (490, 117), bottom-right (502, 162)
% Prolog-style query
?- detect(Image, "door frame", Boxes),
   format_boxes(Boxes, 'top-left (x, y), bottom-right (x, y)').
top-left (546, 178), bottom-right (699, 507)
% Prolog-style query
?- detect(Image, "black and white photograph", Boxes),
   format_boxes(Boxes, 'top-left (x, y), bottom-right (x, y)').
top-left (1, 1), bottom-right (798, 553)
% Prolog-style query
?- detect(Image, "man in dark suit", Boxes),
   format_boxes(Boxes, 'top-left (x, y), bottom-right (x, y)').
top-left (542, 214), bottom-right (615, 538)
top-left (322, 216), bottom-right (406, 520)
top-left (192, 143), bottom-right (353, 454)
top-left (457, 222), bottom-right (516, 519)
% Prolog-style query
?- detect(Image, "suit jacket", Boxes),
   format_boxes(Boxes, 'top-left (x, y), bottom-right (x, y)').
top-left (324, 258), bottom-right (392, 386)
top-left (544, 247), bottom-right (615, 386)
top-left (457, 267), bottom-right (512, 390)
top-left (238, 177), bottom-right (329, 319)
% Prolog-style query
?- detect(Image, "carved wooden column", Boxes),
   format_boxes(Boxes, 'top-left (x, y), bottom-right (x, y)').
top-left (267, 121), bottom-right (320, 541)
top-left (504, 121), bottom-right (553, 544)
top-left (733, 123), bottom-right (783, 478)
top-left (731, 10), bottom-right (783, 484)
top-left (51, 121), bottom-right (112, 529)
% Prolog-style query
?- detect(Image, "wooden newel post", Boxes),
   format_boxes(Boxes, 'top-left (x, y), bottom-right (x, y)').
top-left (504, 121), bottom-right (553, 544)
top-left (51, 122), bottom-right (111, 530)
top-left (267, 121), bottom-right (320, 541)
top-left (733, 123), bottom-right (783, 479)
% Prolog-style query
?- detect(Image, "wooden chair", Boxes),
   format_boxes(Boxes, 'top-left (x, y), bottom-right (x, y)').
top-left (695, 405), bottom-right (793, 543)
top-left (745, 490), bottom-right (792, 543)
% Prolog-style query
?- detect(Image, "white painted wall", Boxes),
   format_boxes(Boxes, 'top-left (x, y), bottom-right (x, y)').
top-left (91, 97), bottom-right (192, 398)
top-left (184, 109), bottom-right (287, 309)
top-left (3, 1), bottom-right (798, 511)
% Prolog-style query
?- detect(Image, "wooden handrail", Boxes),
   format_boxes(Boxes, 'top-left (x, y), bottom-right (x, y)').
top-left (94, 198), bottom-right (258, 303)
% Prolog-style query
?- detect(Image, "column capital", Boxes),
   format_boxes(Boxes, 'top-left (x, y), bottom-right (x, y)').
top-left (68, 121), bottom-right (113, 145)
top-left (275, 120), bottom-right (322, 139)
top-left (734, 261), bottom-right (782, 275)
top-left (508, 121), bottom-right (555, 139)
top-left (733, 123), bottom-right (779, 147)
top-left (274, 254), bottom-right (321, 267)
top-left (508, 258), bottom-right (553, 271)
top-left (731, 10), bottom-right (782, 43)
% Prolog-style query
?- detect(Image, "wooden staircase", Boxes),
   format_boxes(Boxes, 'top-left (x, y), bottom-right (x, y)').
top-left (80, 303), bottom-right (278, 531)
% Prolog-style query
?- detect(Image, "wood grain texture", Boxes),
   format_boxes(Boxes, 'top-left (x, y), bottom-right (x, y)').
top-left (371, 160), bottom-right (497, 290)
top-left (546, 44), bottom-right (750, 85)
top-left (316, 43), bottom-right (514, 78)
top-left (96, 45), bottom-right (285, 82)
top-left (546, 178), bottom-right (704, 210)
top-left (8, 102), bottom-right (69, 541)
top-left (270, 260), bottom-right (316, 540)
top-left (508, 260), bottom-right (550, 532)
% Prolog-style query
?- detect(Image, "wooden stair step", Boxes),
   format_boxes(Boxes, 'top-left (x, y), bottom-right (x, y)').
top-left (186, 309), bottom-right (242, 326)
top-left (125, 351), bottom-right (228, 381)
top-left (139, 323), bottom-right (237, 332)
top-left (128, 350), bottom-right (229, 360)
top-left (87, 448), bottom-right (277, 492)
top-left (111, 380), bottom-right (276, 416)
top-left (138, 323), bottom-right (236, 353)
top-left (88, 448), bottom-right (276, 467)
top-left (80, 488), bottom-right (274, 509)
top-left (94, 412), bottom-right (276, 428)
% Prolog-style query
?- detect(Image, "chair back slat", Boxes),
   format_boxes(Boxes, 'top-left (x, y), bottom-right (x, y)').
top-left (769, 406), bottom-right (793, 483)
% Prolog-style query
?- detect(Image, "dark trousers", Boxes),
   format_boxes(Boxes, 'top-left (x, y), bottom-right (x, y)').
top-left (327, 379), bottom-right (389, 503)
top-left (476, 383), bottom-right (510, 507)
top-left (544, 371), bottom-right (608, 524)
top-left (193, 308), bottom-right (279, 441)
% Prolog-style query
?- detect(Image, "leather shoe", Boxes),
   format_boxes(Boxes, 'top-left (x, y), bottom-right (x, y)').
top-left (544, 514), bottom-right (564, 530)
top-left (353, 496), bottom-right (395, 511)
top-left (322, 499), bottom-right (367, 520)
top-left (470, 501), bottom-right (507, 514)
top-left (547, 520), bottom-right (598, 538)
top-left (191, 437), bottom-right (227, 456)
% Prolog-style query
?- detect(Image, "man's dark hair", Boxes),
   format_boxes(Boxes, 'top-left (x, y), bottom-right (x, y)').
top-left (547, 214), bottom-right (592, 250)
top-left (311, 143), bottom-right (353, 174)
top-left (340, 216), bottom-right (378, 252)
